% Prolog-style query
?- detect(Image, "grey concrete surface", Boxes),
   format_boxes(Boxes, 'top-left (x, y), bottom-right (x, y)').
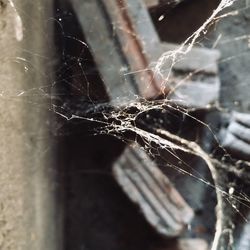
top-left (0, 1), bottom-right (61, 249)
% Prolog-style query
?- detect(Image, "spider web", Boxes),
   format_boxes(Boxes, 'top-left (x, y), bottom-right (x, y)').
top-left (2, 0), bottom-right (250, 249)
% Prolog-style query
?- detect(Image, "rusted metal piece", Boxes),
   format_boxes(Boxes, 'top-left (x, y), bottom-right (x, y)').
top-left (113, 146), bottom-right (194, 237)
top-left (114, 0), bottom-right (222, 106)
top-left (103, 0), bottom-right (162, 98)
top-left (71, 0), bottom-right (137, 102)
top-left (71, 0), bottom-right (164, 101)
top-left (71, 0), bottom-right (221, 107)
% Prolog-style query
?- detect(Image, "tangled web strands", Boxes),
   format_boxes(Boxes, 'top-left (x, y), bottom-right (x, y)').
top-left (69, 96), bottom-right (250, 250)
top-left (154, 0), bottom-right (236, 78)
top-left (46, 0), bottom-right (246, 249)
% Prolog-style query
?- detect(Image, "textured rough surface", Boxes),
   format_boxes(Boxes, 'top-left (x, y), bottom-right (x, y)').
top-left (0, 1), bottom-right (59, 249)
top-left (0, 2), bottom-right (26, 249)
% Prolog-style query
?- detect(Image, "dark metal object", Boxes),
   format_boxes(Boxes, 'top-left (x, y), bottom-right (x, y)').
top-left (71, 0), bottom-right (163, 101)
top-left (220, 112), bottom-right (250, 160)
top-left (71, 0), bottom-right (221, 108)
top-left (113, 146), bottom-right (194, 237)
